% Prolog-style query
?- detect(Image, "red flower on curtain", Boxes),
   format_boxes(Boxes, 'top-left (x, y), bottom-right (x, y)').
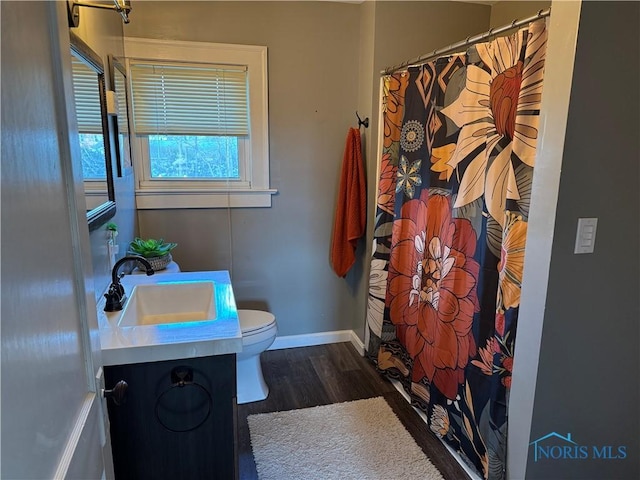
top-left (490, 61), bottom-right (523, 141)
top-left (495, 311), bottom-right (506, 337)
top-left (471, 337), bottom-right (496, 376)
top-left (387, 192), bottom-right (480, 399)
top-left (501, 356), bottom-right (513, 388)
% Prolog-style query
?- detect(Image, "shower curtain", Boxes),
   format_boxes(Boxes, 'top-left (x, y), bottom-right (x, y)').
top-left (366, 21), bottom-right (547, 480)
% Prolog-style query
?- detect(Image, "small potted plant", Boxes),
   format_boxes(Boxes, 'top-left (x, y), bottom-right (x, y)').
top-left (128, 237), bottom-right (178, 271)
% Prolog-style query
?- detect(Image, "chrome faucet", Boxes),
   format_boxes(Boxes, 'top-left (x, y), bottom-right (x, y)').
top-left (104, 255), bottom-right (155, 312)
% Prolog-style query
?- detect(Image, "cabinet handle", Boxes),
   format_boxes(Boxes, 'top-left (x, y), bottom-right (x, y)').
top-left (103, 380), bottom-right (128, 406)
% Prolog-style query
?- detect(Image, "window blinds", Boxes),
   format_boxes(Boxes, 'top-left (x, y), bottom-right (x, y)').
top-left (71, 55), bottom-right (103, 134)
top-left (129, 61), bottom-right (249, 136)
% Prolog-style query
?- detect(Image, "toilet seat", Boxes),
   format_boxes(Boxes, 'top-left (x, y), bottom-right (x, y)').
top-left (239, 310), bottom-right (276, 336)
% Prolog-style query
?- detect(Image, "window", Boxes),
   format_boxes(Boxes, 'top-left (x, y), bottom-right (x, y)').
top-left (124, 38), bottom-right (274, 208)
top-left (147, 135), bottom-right (239, 179)
top-left (71, 55), bottom-right (106, 179)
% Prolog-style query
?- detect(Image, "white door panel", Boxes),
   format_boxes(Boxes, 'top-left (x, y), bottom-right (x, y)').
top-left (1, 2), bottom-right (109, 478)
top-left (55, 396), bottom-right (103, 479)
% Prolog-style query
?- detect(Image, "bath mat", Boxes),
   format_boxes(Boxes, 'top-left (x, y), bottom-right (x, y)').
top-left (247, 396), bottom-right (444, 480)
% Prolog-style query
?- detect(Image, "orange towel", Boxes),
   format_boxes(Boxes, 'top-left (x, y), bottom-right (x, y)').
top-left (331, 128), bottom-right (366, 277)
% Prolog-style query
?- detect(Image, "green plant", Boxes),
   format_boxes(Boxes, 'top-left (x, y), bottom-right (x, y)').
top-left (128, 237), bottom-right (177, 258)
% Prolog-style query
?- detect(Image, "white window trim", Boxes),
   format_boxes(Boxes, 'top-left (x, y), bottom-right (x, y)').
top-left (124, 37), bottom-right (276, 208)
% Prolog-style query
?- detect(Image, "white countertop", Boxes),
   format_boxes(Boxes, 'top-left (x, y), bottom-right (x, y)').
top-left (98, 270), bottom-right (242, 366)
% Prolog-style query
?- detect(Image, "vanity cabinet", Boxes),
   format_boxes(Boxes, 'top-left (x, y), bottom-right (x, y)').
top-left (104, 354), bottom-right (237, 480)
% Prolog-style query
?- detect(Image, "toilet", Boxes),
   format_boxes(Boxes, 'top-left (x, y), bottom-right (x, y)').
top-left (236, 310), bottom-right (277, 404)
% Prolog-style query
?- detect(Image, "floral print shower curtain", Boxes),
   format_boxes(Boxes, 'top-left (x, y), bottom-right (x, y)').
top-left (366, 21), bottom-right (547, 479)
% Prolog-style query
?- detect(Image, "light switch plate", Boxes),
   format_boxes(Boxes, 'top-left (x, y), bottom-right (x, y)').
top-left (574, 217), bottom-right (598, 254)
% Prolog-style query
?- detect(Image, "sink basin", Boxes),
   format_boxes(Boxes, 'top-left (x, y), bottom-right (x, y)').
top-left (118, 281), bottom-right (216, 327)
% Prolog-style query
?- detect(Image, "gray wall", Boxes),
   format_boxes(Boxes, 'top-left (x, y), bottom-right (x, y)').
top-left (128, 1), bottom-right (491, 338)
top-left (128, 1), bottom-right (363, 336)
top-left (490, 1), bottom-right (551, 27)
top-left (526, 2), bottom-right (640, 479)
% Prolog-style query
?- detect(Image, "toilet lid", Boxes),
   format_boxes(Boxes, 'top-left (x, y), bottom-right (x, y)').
top-left (238, 310), bottom-right (276, 334)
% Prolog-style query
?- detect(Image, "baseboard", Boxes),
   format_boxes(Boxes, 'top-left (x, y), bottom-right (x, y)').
top-left (349, 330), bottom-right (366, 356)
top-left (268, 329), bottom-right (365, 355)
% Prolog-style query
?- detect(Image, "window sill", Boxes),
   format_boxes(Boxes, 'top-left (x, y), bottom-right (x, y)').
top-left (134, 189), bottom-right (277, 209)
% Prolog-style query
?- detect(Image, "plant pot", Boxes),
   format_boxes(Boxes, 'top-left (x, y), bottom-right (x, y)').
top-left (132, 253), bottom-right (172, 272)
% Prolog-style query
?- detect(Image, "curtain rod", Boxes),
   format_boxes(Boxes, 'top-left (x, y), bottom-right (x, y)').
top-left (381, 8), bottom-right (551, 75)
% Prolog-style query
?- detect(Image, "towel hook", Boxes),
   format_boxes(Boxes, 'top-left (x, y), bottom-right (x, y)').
top-left (356, 111), bottom-right (369, 129)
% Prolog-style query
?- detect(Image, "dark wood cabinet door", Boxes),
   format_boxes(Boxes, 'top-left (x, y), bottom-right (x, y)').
top-left (105, 354), bottom-right (237, 480)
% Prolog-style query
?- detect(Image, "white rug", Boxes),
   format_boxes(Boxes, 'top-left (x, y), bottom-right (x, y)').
top-left (247, 397), bottom-right (444, 480)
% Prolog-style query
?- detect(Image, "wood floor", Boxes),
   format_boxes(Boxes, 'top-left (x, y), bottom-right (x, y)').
top-left (236, 342), bottom-right (472, 480)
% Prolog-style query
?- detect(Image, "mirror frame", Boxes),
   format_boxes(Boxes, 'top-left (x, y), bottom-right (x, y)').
top-left (70, 31), bottom-right (116, 231)
top-left (107, 55), bottom-right (133, 178)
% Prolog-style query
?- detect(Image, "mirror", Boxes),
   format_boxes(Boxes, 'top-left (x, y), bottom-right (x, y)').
top-left (108, 55), bottom-right (133, 177)
top-left (70, 31), bottom-right (116, 231)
